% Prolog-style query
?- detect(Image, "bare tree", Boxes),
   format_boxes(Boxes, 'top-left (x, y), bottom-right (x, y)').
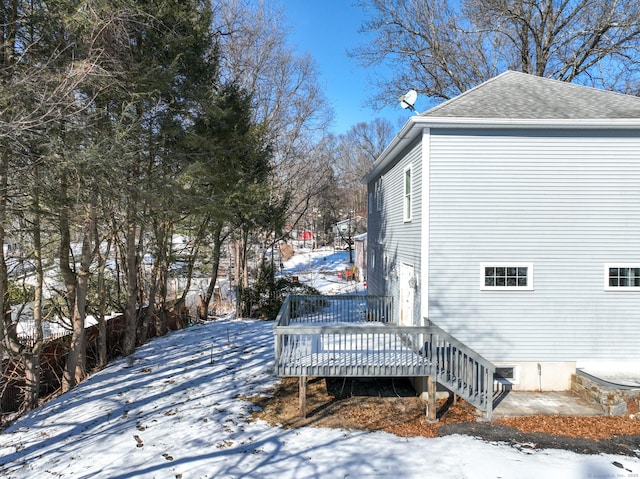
top-left (181, 1), bottom-right (336, 319)
top-left (214, 0), bottom-right (334, 213)
top-left (353, 0), bottom-right (640, 108)
top-left (333, 118), bottom-right (395, 217)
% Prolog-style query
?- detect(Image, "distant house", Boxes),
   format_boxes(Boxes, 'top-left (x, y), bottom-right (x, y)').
top-left (3, 240), bottom-right (18, 257)
top-left (353, 233), bottom-right (367, 281)
top-left (363, 71), bottom-right (640, 391)
top-left (333, 216), bottom-right (365, 250)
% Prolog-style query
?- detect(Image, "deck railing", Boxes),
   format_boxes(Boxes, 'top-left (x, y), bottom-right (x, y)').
top-left (273, 294), bottom-right (495, 419)
top-left (276, 294), bottom-right (394, 327)
top-left (423, 321), bottom-right (495, 419)
top-left (274, 324), bottom-right (432, 377)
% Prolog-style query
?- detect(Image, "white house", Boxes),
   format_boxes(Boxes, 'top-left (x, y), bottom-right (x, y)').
top-left (363, 71), bottom-right (640, 391)
top-left (333, 216), bottom-right (366, 250)
top-left (3, 240), bottom-right (18, 257)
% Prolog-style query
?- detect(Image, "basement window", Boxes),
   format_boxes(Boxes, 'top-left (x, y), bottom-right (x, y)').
top-left (494, 366), bottom-right (519, 385)
top-left (481, 263), bottom-right (533, 291)
top-left (605, 264), bottom-right (640, 290)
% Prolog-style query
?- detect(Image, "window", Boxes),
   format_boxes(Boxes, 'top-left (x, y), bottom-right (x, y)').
top-left (481, 263), bottom-right (533, 290)
top-left (375, 177), bottom-right (383, 212)
top-left (403, 166), bottom-right (412, 222)
top-left (494, 366), bottom-right (519, 385)
top-left (605, 264), bottom-right (640, 290)
top-left (384, 253), bottom-right (389, 279)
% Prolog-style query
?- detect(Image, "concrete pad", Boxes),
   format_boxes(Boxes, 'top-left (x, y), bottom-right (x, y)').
top-left (492, 391), bottom-right (605, 418)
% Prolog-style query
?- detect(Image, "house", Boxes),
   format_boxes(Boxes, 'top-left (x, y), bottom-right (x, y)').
top-left (353, 232), bottom-right (367, 282)
top-left (3, 239), bottom-right (18, 257)
top-left (333, 216), bottom-right (366, 250)
top-left (363, 71), bottom-right (640, 392)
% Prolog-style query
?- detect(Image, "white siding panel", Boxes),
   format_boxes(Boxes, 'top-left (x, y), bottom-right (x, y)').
top-left (368, 137), bottom-right (423, 325)
top-left (428, 129), bottom-right (640, 362)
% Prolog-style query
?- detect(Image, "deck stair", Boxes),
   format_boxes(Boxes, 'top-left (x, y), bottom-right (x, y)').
top-left (274, 294), bottom-right (496, 420)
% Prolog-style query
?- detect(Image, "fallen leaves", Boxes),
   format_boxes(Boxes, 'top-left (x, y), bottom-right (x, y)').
top-left (496, 415), bottom-right (640, 439)
top-left (251, 377), bottom-right (640, 444)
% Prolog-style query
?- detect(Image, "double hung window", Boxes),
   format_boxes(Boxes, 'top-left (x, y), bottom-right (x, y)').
top-left (403, 166), bottom-right (412, 222)
top-left (375, 177), bottom-right (383, 212)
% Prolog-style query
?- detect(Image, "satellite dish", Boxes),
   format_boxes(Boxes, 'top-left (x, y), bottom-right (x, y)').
top-left (399, 89), bottom-right (418, 112)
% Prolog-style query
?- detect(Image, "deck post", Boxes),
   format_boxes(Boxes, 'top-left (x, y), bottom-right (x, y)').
top-left (426, 375), bottom-right (437, 422)
top-left (299, 376), bottom-right (307, 418)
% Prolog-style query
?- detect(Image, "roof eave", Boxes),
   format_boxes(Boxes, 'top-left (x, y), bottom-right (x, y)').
top-left (362, 116), bottom-right (421, 184)
top-left (361, 116), bottom-right (640, 185)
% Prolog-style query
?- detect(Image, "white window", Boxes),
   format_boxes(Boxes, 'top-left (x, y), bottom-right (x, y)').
top-left (604, 264), bottom-right (640, 290)
top-left (481, 263), bottom-right (533, 290)
top-left (375, 177), bottom-right (383, 212)
top-left (403, 166), bottom-right (412, 222)
top-left (369, 246), bottom-right (376, 271)
top-left (384, 253), bottom-right (389, 279)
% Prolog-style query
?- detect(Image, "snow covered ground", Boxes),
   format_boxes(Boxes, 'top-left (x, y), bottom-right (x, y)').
top-left (279, 247), bottom-right (366, 295)
top-left (1, 248), bottom-right (639, 478)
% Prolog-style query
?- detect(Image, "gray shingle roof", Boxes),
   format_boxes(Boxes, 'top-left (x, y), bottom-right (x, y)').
top-left (421, 71), bottom-right (640, 119)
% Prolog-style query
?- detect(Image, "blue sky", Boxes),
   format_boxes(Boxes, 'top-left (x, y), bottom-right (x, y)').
top-left (281, 0), bottom-right (416, 135)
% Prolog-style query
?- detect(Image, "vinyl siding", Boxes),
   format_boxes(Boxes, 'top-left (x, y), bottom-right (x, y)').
top-left (428, 128), bottom-right (640, 362)
top-left (367, 137), bottom-right (423, 325)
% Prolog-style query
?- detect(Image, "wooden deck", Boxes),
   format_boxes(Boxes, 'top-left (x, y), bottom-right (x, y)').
top-left (276, 323), bottom-right (432, 377)
top-left (273, 294), bottom-right (496, 420)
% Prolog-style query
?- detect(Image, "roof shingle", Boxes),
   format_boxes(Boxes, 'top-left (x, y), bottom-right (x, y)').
top-left (421, 71), bottom-right (640, 119)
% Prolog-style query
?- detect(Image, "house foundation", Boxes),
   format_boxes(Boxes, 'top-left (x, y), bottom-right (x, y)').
top-left (494, 362), bottom-right (576, 391)
top-left (415, 362), bottom-right (577, 395)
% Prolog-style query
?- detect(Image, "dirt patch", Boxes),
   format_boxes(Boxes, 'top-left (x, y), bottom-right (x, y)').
top-left (249, 377), bottom-right (640, 457)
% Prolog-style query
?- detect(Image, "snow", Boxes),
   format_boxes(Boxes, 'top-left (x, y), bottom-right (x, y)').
top-left (578, 362), bottom-right (640, 388)
top-left (282, 247), bottom-right (365, 295)
top-left (1, 248), bottom-right (639, 478)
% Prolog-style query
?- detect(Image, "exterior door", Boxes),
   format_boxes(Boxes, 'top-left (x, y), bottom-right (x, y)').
top-left (399, 263), bottom-right (415, 326)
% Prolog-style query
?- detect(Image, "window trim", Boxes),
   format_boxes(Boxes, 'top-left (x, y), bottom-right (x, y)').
top-left (604, 263), bottom-right (640, 291)
top-left (403, 165), bottom-right (412, 222)
top-left (480, 262), bottom-right (534, 291)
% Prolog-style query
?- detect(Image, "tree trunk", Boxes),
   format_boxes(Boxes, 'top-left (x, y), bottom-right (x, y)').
top-left (0, 149), bottom-right (17, 355)
top-left (181, 220), bottom-right (207, 301)
top-left (123, 203), bottom-right (138, 357)
top-left (199, 221), bottom-right (224, 320)
top-left (58, 173), bottom-right (77, 319)
top-left (22, 350), bottom-right (41, 410)
top-left (235, 229), bottom-right (250, 317)
top-left (139, 256), bottom-right (158, 343)
top-left (24, 171), bottom-right (44, 409)
top-left (62, 205), bottom-right (94, 391)
top-left (59, 168), bottom-right (79, 393)
top-left (0, 3), bottom-right (22, 362)
top-left (139, 271), bottom-right (156, 344)
top-left (96, 235), bottom-right (112, 369)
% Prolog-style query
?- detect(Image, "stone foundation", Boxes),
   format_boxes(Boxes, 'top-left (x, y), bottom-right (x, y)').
top-left (571, 373), bottom-right (640, 417)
